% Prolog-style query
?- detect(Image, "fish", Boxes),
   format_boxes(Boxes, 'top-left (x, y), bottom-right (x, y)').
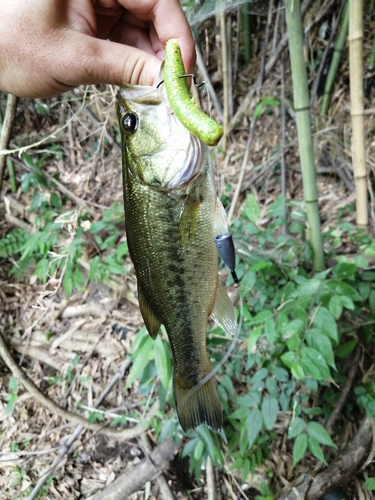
top-left (117, 79), bottom-right (237, 432)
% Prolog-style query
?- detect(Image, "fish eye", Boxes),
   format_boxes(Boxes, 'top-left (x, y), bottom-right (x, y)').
top-left (122, 112), bottom-right (139, 135)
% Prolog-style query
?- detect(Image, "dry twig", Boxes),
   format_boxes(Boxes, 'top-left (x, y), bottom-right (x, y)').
top-left (326, 348), bottom-right (360, 435)
top-left (276, 416), bottom-right (374, 499)
top-left (140, 434), bottom-right (176, 500)
top-left (0, 330), bottom-right (149, 440)
top-left (0, 94), bottom-right (18, 195)
top-left (90, 437), bottom-right (181, 500)
top-left (25, 357), bottom-right (148, 500)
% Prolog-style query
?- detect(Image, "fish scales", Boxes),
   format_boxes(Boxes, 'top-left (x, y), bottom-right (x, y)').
top-left (118, 81), bottom-right (236, 432)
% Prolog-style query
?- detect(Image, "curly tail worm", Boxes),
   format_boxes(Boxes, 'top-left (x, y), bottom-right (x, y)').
top-left (164, 39), bottom-right (223, 147)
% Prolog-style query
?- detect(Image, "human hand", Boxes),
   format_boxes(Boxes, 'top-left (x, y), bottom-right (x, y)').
top-left (0, 0), bottom-right (195, 98)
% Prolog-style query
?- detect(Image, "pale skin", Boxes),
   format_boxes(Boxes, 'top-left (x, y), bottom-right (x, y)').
top-left (0, 0), bottom-right (195, 98)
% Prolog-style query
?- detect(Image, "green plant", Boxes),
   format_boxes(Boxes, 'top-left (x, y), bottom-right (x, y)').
top-left (4, 377), bottom-right (19, 415)
top-left (124, 193), bottom-right (375, 490)
top-left (0, 151), bottom-right (129, 296)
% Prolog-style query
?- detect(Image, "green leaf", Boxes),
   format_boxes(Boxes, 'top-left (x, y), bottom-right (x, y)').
top-left (193, 439), bottom-right (205, 461)
top-left (125, 334), bottom-right (154, 389)
top-left (286, 334), bottom-right (301, 352)
top-left (261, 396), bottom-right (278, 430)
top-left (229, 406), bottom-right (251, 420)
top-left (4, 393), bottom-right (18, 415)
top-left (8, 376), bottom-right (18, 393)
top-left (291, 363), bottom-right (305, 381)
top-left (365, 477), bottom-right (375, 491)
top-left (305, 329), bottom-right (336, 369)
top-left (247, 408), bottom-right (263, 448)
top-left (307, 422), bottom-right (336, 448)
top-left (288, 416), bottom-right (305, 439)
top-left (282, 319), bottom-right (304, 337)
top-left (248, 326), bottom-right (262, 353)
top-left (280, 351), bottom-right (296, 369)
top-left (116, 241), bottom-right (128, 258)
top-left (265, 376), bottom-right (278, 398)
top-left (340, 295), bottom-right (355, 310)
top-left (89, 221), bottom-right (107, 233)
top-left (300, 347), bottom-right (331, 380)
top-left (307, 436), bottom-right (327, 465)
top-left (242, 193), bottom-right (260, 222)
top-left (296, 278), bottom-right (322, 296)
top-left (332, 262), bottom-right (358, 279)
top-left (252, 310), bottom-right (273, 324)
top-left (328, 295), bottom-right (342, 319)
top-left (73, 269), bottom-right (86, 290)
top-left (264, 318), bottom-right (277, 343)
top-left (292, 433), bottom-right (307, 467)
top-left (358, 281), bottom-right (370, 300)
top-left (369, 290), bottom-right (375, 313)
top-left (196, 425), bottom-right (221, 465)
top-left (235, 392), bottom-right (261, 408)
top-left (88, 411), bottom-right (105, 425)
top-left (62, 271), bottom-right (74, 296)
top-left (242, 270), bottom-right (256, 290)
top-left (153, 336), bottom-right (171, 389)
top-left (250, 367), bottom-right (268, 383)
top-left (312, 307), bottom-right (338, 343)
top-left (336, 339), bottom-right (357, 358)
top-left (89, 256), bottom-right (101, 281)
top-left (326, 280), bottom-right (362, 302)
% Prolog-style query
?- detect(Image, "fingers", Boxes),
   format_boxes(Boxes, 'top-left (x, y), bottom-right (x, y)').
top-left (54, 31), bottom-right (163, 88)
top-left (151, 0), bottom-right (196, 73)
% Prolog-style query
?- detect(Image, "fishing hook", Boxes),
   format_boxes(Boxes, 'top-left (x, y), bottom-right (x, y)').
top-left (156, 74), bottom-right (205, 89)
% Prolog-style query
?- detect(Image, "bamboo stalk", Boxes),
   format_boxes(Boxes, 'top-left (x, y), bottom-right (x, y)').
top-left (349, 0), bottom-right (368, 228)
top-left (285, 0), bottom-right (324, 271)
top-left (220, 9), bottom-right (229, 151)
top-left (241, 3), bottom-right (251, 63)
top-left (320, 1), bottom-right (349, 116)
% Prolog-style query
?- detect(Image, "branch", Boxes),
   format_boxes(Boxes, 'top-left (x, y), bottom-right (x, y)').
top-left (276, 416), bottom-right (374, 500)
top-left (90, 437), bottom-right (181, 500)
top-left (0, 330), bottom-right (149, 440)
top-left (0, 94), bottom-right (18, 195)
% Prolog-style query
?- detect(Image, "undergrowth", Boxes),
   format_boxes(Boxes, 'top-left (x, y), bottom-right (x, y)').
top-left (2, 164), bottom-right (375, 495)
top-left (0, 152), bottom-right (129, 295)
top-left (123, 194), bottom-right (375, 493)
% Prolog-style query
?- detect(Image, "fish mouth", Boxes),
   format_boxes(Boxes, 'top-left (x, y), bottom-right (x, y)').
top-left (166, 134), bottom-right (203, 190)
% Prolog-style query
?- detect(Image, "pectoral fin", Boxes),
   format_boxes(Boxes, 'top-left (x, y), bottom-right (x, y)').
top-left (210, 279), bottom-right (237, 336)
top-left (213, 196), bottom-right (228, 236)
top-left (138, 285), bottom-right (161, 340)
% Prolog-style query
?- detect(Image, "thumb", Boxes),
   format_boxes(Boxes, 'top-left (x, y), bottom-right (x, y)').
top-left (57, 33), bottom-right (164, 89)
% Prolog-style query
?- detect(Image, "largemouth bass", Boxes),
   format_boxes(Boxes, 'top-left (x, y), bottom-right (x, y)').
top-left (117, 81), bottom-right (236, 432)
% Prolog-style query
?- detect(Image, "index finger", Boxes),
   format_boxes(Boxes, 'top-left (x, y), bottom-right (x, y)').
top-left (151, 0), bottom-right (195, 73)
top-left (116, 0), bottom-right (195, 74)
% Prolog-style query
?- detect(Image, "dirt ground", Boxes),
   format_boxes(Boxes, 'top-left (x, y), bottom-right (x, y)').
top-left (1, 1), bottom-right (375, 499)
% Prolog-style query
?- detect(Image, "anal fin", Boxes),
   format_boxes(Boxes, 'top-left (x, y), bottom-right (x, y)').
top-left (138, 285), bottom-right (161, 340)
top-left (210, 279), bottom-right (237, 336)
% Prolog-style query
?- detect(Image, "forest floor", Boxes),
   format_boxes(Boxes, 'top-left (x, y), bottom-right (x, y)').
top-left (1, 1), bottom-right (375, 499)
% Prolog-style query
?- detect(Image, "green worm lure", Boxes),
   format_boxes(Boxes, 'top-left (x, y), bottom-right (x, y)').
top-left (164, 39), bottom-right (223, 147)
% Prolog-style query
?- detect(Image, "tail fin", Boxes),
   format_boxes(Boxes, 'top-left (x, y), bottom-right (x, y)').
top-left (174, 374), bottom-right (222, 432)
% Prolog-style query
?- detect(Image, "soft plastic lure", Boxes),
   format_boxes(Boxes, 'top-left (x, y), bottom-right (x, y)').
top-left (164, 38), bottom-right (223, 147)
